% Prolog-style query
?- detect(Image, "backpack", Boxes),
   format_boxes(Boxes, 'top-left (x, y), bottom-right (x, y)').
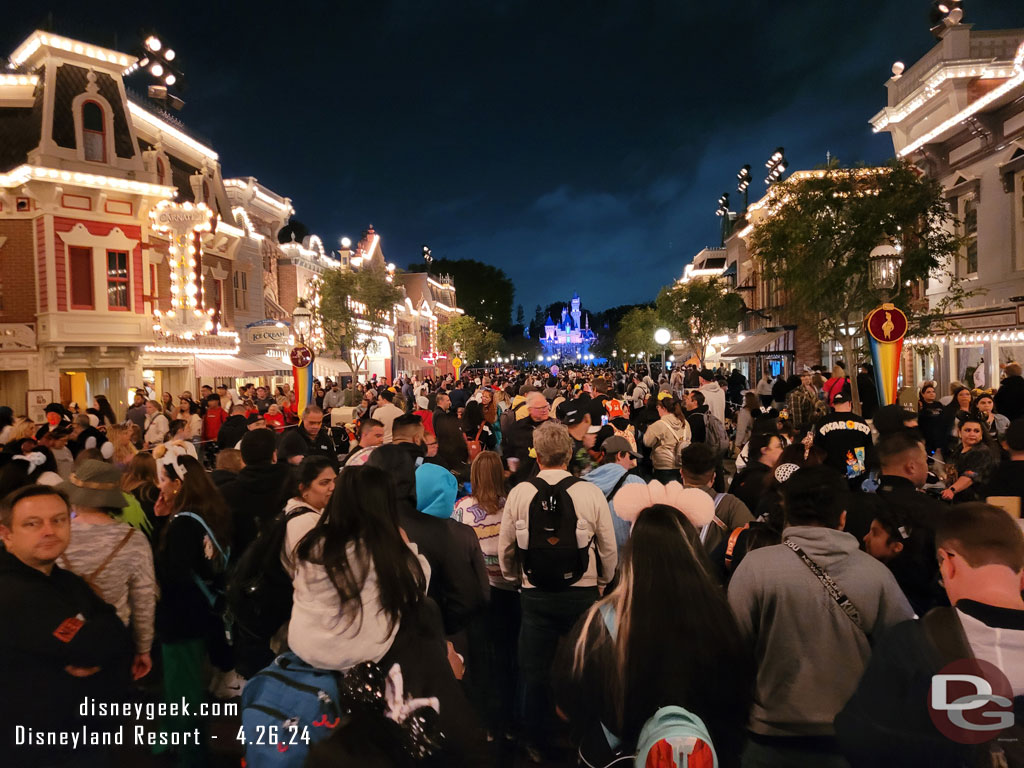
top-left (922, 608), bottom-right (1024, 768)
top-left (669, 423), bottom-right (691, 468)
top-left (516, 476), bottom-right (590, 590)
top-left (240, 652), bottom-right (341, 768)
top-left (701, 412), bottom-right (729, 457)
top-left (227, 506), bottom-right (315, 644)
top-left (596, 604), bottom-right (719, 768)
top-left (466, 426), bottom-right (484, 462)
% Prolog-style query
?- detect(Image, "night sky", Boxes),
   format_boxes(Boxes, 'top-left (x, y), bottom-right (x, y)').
top-left (5, 2), bottom-right (1021, 317)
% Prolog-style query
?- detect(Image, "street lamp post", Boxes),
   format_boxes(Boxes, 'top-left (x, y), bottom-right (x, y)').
top-left (764, 147), bottom-right (787, 186)
top-left (290, 303), bottom-right (315, 414)
top-left (865, 241), bottom-right (907, 408)
top-left (716, 192), bottom-right (731, 246)
top-left (737, 164), bottom-right (752, 211)
top-left (654, 328), bottom-right (671, 377)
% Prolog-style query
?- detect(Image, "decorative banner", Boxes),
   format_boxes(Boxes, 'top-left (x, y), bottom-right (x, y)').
top-left (865, 303), bottom-right (908, 407)
top-left (623, 362), bottom-right (628, 373)
top-left (452, 356), bottom-right (462, 379)
top-left (290, 343), bottom-right (314, 415)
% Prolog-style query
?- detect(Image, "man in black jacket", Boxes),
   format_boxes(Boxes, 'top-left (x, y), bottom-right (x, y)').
top-left (217, 404), bottom-right (249, 450)
top-left (367, 444), bottom-right (485, 636)
top-left (0, 486), bottom-right (132, 765)
top-left (836, 503), bottom-right (1024, 768)
top-left (503, 392), bottom-right (550, 484)
top-left (277, 405), bottom-right (337, 465)
top-left (995, 362), bottom-right (1024, 423)
top-left (221, 429), bottom-right (294, 555)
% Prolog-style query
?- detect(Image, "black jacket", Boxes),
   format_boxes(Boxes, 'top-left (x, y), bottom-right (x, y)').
top-left (221, 462), bottom-right (294, 555)
top-left (367, 444), bottom-right (486, 635)
top-left (277, 426), bottom-right (338, 465)
top-left (503, 416), bottom-right (548, 484)
top-left (217, 414), bottom-right (249, 449)
top-left (686, 404), bottom-right (709, 444)
top-left (994, 374), bottom-right (1024, 423)
top-left (836, 601), bottom-right (1023, 768)
top-left (728, 461), bottom-right (772, 513)
top-left (0, 549), bottom-right (131, 763)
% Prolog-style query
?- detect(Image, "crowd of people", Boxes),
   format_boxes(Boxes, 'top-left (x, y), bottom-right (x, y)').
top-left (0, 359), bottom-right (1022, 768)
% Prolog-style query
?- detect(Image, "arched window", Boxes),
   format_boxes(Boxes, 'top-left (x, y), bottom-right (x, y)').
top-left (156, 156), bottom-right (167, 184)
top-left (82, 101), bottom-right (106, 162)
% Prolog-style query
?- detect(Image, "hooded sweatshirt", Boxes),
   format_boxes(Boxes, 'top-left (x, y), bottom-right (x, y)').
top-left (699, 380), bottom-right (726, 424)
top-left (727, 525), bottom-right (913, 737)
top-left (583, 463), bottom-right (646, 551)
top-left (284, 497), bottom-right (431, 671)
top-left (643, 413), bottom-right (690, 470)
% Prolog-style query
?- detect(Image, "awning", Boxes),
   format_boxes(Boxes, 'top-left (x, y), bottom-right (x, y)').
top-left (719, 330), bottom-right (788, 359)
top-left (193, 354), bottom-right (289, 378)
top-left (313, 356), bottom-right (355, 378)
top-left (243, 354), bottom-right (291, 375)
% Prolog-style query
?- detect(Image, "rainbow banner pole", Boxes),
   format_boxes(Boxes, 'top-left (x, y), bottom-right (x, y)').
top-left (865, 303), bottom-right (908, 406)
top-left (290, 343), bottom-right (315, 414)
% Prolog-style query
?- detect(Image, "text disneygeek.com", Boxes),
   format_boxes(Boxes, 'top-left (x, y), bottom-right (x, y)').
top-left (12, 697), bottom-right (238, 749)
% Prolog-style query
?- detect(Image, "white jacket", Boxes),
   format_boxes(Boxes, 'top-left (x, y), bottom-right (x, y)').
top-left (283, 498), bottom-right (430, 671)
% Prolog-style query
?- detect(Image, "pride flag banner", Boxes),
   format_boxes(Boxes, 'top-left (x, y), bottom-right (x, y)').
top-left (865, 304), bottom-right (908, 407)
top-left (290, 344), bottom-right (315, 415)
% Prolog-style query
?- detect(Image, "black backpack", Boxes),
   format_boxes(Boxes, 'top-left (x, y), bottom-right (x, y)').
top-left (517, 476), bottom-right (590, 590)
top-left (226, 506), bottom-right (316, 643)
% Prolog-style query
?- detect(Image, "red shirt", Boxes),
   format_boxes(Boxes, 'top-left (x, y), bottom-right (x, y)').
top-left (202, 407), bottom-right (228, 441)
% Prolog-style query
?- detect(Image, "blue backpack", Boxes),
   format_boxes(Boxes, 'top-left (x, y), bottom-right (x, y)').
top-left (239, 652), bottom-right (342, 767)
top-left (598, 604), bottom-right (719, 768)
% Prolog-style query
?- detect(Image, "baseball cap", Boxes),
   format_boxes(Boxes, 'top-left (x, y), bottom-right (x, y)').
top-left (557, 401), bottom-right (588, 425)
top-left (601, 435), bottom-right (640, 458)
top-left (832, 387), bottom-right (851, 405)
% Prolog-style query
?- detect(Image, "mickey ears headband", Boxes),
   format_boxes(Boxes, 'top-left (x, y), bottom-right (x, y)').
top-left (612, 480), bottom-right (715, 528)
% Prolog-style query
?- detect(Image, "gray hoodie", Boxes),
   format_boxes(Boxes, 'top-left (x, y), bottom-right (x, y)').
top-left (643, 413), bottom-right (690, 470)
top-left (728, 525), bottom-right (913, 737)
top-left (699, 380), bottom-right (726, 423)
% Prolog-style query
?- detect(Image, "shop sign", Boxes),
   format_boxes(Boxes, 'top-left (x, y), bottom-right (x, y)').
top-left (247, 326), bottom-right (291, 345)
top-left (397, 333), bottom-right (417, 350)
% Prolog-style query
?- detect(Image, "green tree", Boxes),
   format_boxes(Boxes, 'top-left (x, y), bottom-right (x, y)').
top-left (436, 314), bottom-right (503, 364)
top-left (614, 306), bottom-right (661, 361)
top-left (317, 263), bottom-right (402, 373)
top-left (407, 258), bottom-right (515, 333)
top-left (656, 276), bottom-right (744, 365)
top-left (749, 159), bottom-right (968, 412)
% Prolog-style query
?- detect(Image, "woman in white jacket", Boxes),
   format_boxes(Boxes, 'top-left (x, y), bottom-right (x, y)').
top-left (285, 462), bottom-right (430, 671)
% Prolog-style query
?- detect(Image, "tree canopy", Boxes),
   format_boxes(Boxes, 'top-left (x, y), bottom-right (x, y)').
top-left (749, 159), bottom-right (966, 409)
top-left (436, 314), bottom-right (503, 363)
top-left (656, 276), bottom-right (744, 364)
top-left (614, 306), bottom-right (662, 359)
top-left (317, 263), bottom-right (402, 372)
top-left (407, 258), bottom-right (514, 333)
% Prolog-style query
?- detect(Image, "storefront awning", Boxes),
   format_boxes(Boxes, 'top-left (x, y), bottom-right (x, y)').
top-left (313, 357), bottom-right (355, 378)
top-left (719, 330), bottom-right (788, 359)
top-left (194, 354), bottom-right (290, 378)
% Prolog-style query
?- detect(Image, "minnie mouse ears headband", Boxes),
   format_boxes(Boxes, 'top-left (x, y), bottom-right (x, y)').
top-left (612, 480), bottom-right (715, 528)
top-left (152, 442), bottom-right (191, 480)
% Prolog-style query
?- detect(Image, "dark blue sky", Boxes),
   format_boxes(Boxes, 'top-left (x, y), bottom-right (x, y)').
top-left (6, 1), bottom-right (1021, 315)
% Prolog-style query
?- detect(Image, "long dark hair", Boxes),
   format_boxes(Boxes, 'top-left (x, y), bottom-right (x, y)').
top-left (94, 395), bottom-right (118, 426)
top-left (161, 455), bottom-right (232, 550)
top-left (290, 454), bottom-right (336, 500)
top-left (462, 401), bottom-right (487, 435)
top-left (296, 465), bottom-right (425, 634)
top-left (434, 412), bottom-right (469, 465)
top-left (572, 504), bottom-right (754, 761)
top-left (656, 394), bottom-right (687, 422)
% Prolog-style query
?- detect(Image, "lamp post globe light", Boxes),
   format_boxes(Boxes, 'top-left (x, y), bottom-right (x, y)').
top-left (292, 304), bottom-right (312, 344)
top-left (868, 243), bottom-right (902, 294)
top-left (654, 328), bottom-right (671, 375)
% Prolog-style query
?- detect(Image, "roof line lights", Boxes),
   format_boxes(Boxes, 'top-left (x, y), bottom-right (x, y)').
top-left (745, 168), bottom-right (889, 213)
top-left (0, 164), bottom-right (176, 197)
top-left (873, 59), bottom-right (1020, 132)
top-left (127, 101), bottom-right (218, 161)
top-left (0, 74), bottom-right (39, 86)
top-left (898, 41), bottom-right (1024, 157)
top-left (10, 32), bottom-right (134, 69)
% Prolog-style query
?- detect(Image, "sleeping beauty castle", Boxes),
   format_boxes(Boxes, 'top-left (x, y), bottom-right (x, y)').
top-left (541, 291), bottom-right (597, 360)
